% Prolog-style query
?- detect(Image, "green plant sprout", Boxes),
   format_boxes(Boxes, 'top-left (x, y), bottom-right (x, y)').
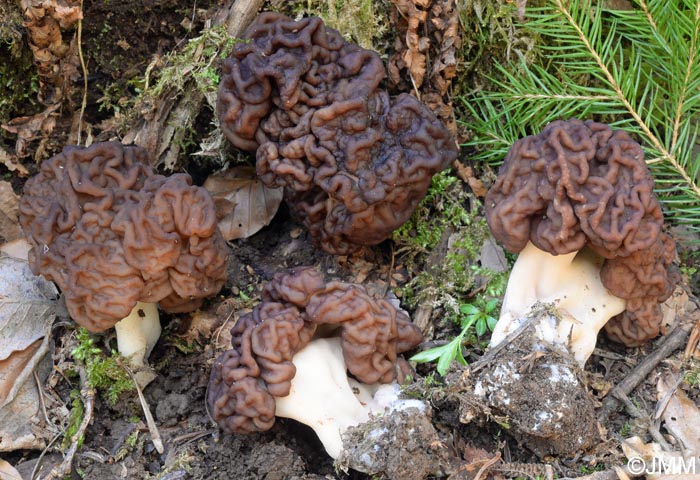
top-left (463, 0), bottom-right (700, 236)
top-left (411, 294), bottom-right (501, 375)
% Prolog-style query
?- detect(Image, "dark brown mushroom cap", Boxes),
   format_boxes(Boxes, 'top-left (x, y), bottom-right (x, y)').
top-left (305, 282), bottom-right (423, 384)
top-left (217, 12), bottom-right (457, 254)
top-left (207, 267), bottom-right (422, 434)
top-left (485, 119), bottom-right (677, 346)
top-left (18, 142), bottom-right (229, 332)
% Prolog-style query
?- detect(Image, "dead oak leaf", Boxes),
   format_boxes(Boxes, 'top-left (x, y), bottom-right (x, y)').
top-left (0, 182), bottom-right (22, 243)
top-left (0, 146), bottom-right (29, 176)
top-left (2, 104), bottom-right (59, 158)
top-left (203, 166), bottom-right (283, 241)
top-left (0, 255), bottom-right (57, 451)
top-left (657, 373), bottom-right (700, 454)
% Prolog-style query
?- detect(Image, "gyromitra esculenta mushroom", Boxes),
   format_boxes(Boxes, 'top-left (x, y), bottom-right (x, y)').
top-left (208, 267), bottom-right (424, 459)
top-left (19, 142), bottom-right (229, 375)
top-left (474, 119), bottom-right (678, 456)
top-left (217, 12), bottom-right (458, 255)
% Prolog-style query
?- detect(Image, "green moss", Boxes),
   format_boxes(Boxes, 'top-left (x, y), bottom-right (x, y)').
top-left (0, 3), bottom-right (40, 127)
top-left (454, 0), bottom-right (541, 93)
top-left (144, 24), bottom-right (239, 99)
top-left (61, 390), bottom-right (85, 450)
top-left (394, 171), bottom-right (503, 327)
top-left (71, 328), bottom-right (135, 406)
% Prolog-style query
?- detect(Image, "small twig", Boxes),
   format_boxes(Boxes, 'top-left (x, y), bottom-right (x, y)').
top-left (34, 370), bottom-right (49, 425)
top-left (473, 452), bottom-right (501, 480)
top-left (470, 314), bottom-right (539, 374)
top-left (599, 321), bottom-right (694, 422)
top-left (31, 431), bottom-right (63, 480)
top-left (76, 0), bottom-right (88, 145)
top-left (382, 243), bottom-right (396, 298)
top-left (683, 319), bottom-right (700, 358)
top-left (654, 373), bottom-right (684, 421)
top-left (40, 369), bottom-right (95, 480)
top-left (171, 429), bottom-right (216, 445)
top-left (614, 391), bottom-right (672, 450)
top-left (115, 359), bottom-right (164, 454)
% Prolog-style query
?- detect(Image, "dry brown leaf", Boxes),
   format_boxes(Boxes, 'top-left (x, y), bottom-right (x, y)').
top-left (0, 146), bottom-right (29, 176)
top-left (21, 0), bottom-right (82, 106)
top-left (203, 166), bottom-right (283, 241)
top-left (178, 310), bottom-right (218, 345)
top-left (621, 436), bottom-right (696, 479)
top-left (2, 104), bottom-right (59, 158)
top-left (0, 182), bottom-right (22, 244)
top-left (0, 460), bottom-right (23, 480)
top-left (0, 256), bottom-right (57, 451)
top-left (0, 239), bottom-right (32, 261)
top-left (657, 374), bottom-right (700, 454)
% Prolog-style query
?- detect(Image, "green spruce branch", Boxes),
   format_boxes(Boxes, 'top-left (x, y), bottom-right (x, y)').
top-left (462, 0), bottom-right (700, 234)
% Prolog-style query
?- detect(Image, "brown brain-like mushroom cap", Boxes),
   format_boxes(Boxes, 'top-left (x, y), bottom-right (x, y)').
top-left (217, 12), bottom-right (458, 254)
top-left (19, 142), bottom-right (229, 332)
top-left (207, 267), bottom-right (422, 434)
top-left (485, 119), bottom-right (678, 346)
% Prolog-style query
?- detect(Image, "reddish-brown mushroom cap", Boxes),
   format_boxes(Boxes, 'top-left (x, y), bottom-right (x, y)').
top-left (207, 267), bottom-right (422, 434)
top-left (19, 142), bottom-right (229, 332)
top-left (485, 119), bottom-right (678, 346)
top-left (217, 12), bottom-right (458, 254)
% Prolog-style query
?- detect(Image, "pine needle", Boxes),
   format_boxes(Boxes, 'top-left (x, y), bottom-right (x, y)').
top-left (462, 0), bottom-right (700, 235)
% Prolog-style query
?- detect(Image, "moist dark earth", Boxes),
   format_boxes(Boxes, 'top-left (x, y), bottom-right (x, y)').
top-left (2, 1), bottom-right (700, 479)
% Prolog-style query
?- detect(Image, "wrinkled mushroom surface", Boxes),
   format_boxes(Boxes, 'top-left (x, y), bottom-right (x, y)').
top-left (208, 267), bottom-right (422, 434)
top-left (217, 12), bottom-right (458, 254)
top-left (19, 142), bottom-right (229, 332)
top-left (485, 119), bottom-right (678, 345)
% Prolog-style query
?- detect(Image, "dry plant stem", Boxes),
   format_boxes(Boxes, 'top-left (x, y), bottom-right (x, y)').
top-left (124, 0), bottom-right (264, 166)
top-left (614, 390), bottom-right (672, 450)
top-left (41, 369), bottom-right (95, 480)
top-left (116, 358), bottom-right (164, 454)
top-left (76, 0), bottom-right (88, 145)
top-left (33, 370), bottom-right (49, 424)
top-left (31, 431), bottom-right (63, 480)
top-left (598, 321), bottom-right (694, 422)
top-left (683, 320), bottom-right (700, 357)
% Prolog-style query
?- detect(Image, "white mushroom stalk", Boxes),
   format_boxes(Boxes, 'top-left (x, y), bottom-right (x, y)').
top-left (275, 336), bottom-right (425, 459)
top-left (114, 301), bottom-right (161, 373)
top-left (489, 241), bottom-right (626, 365)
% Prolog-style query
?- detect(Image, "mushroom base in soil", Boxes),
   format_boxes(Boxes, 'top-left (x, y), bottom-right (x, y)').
top-left (474, 304), bottom-right (602, 457)
top-left (471, 119), bottom-right (679, 457)
top-left (276, 337), bottom-right (427, 460)
top-left (472, 243), bottom-right (625, 455)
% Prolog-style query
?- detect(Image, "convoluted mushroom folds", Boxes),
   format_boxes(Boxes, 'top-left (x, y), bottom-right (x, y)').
top-left (217, 12), bottom-right (458, 254)
top-left (208, 267), bottom-right (425, 459)
top-left (473, 119), bottom-right (678, 456)
top-left (19, 142), bottom-right (229, 372)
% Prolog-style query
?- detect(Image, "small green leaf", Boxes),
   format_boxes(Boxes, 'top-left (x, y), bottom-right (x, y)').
top-left (410, 342), bottom-right (454, 363)
top-left (460, 303), bottom-right (480, 315)
top-left (485, 298), bottom-right (500, 312)
top-left (476, 318), bottom-right (487, 337)
top-left (487, 315), bottom-right (499, 332)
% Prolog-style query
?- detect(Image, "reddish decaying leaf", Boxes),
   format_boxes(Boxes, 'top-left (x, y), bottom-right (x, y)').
top-left (203, 166), bottom-right (283, 241)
